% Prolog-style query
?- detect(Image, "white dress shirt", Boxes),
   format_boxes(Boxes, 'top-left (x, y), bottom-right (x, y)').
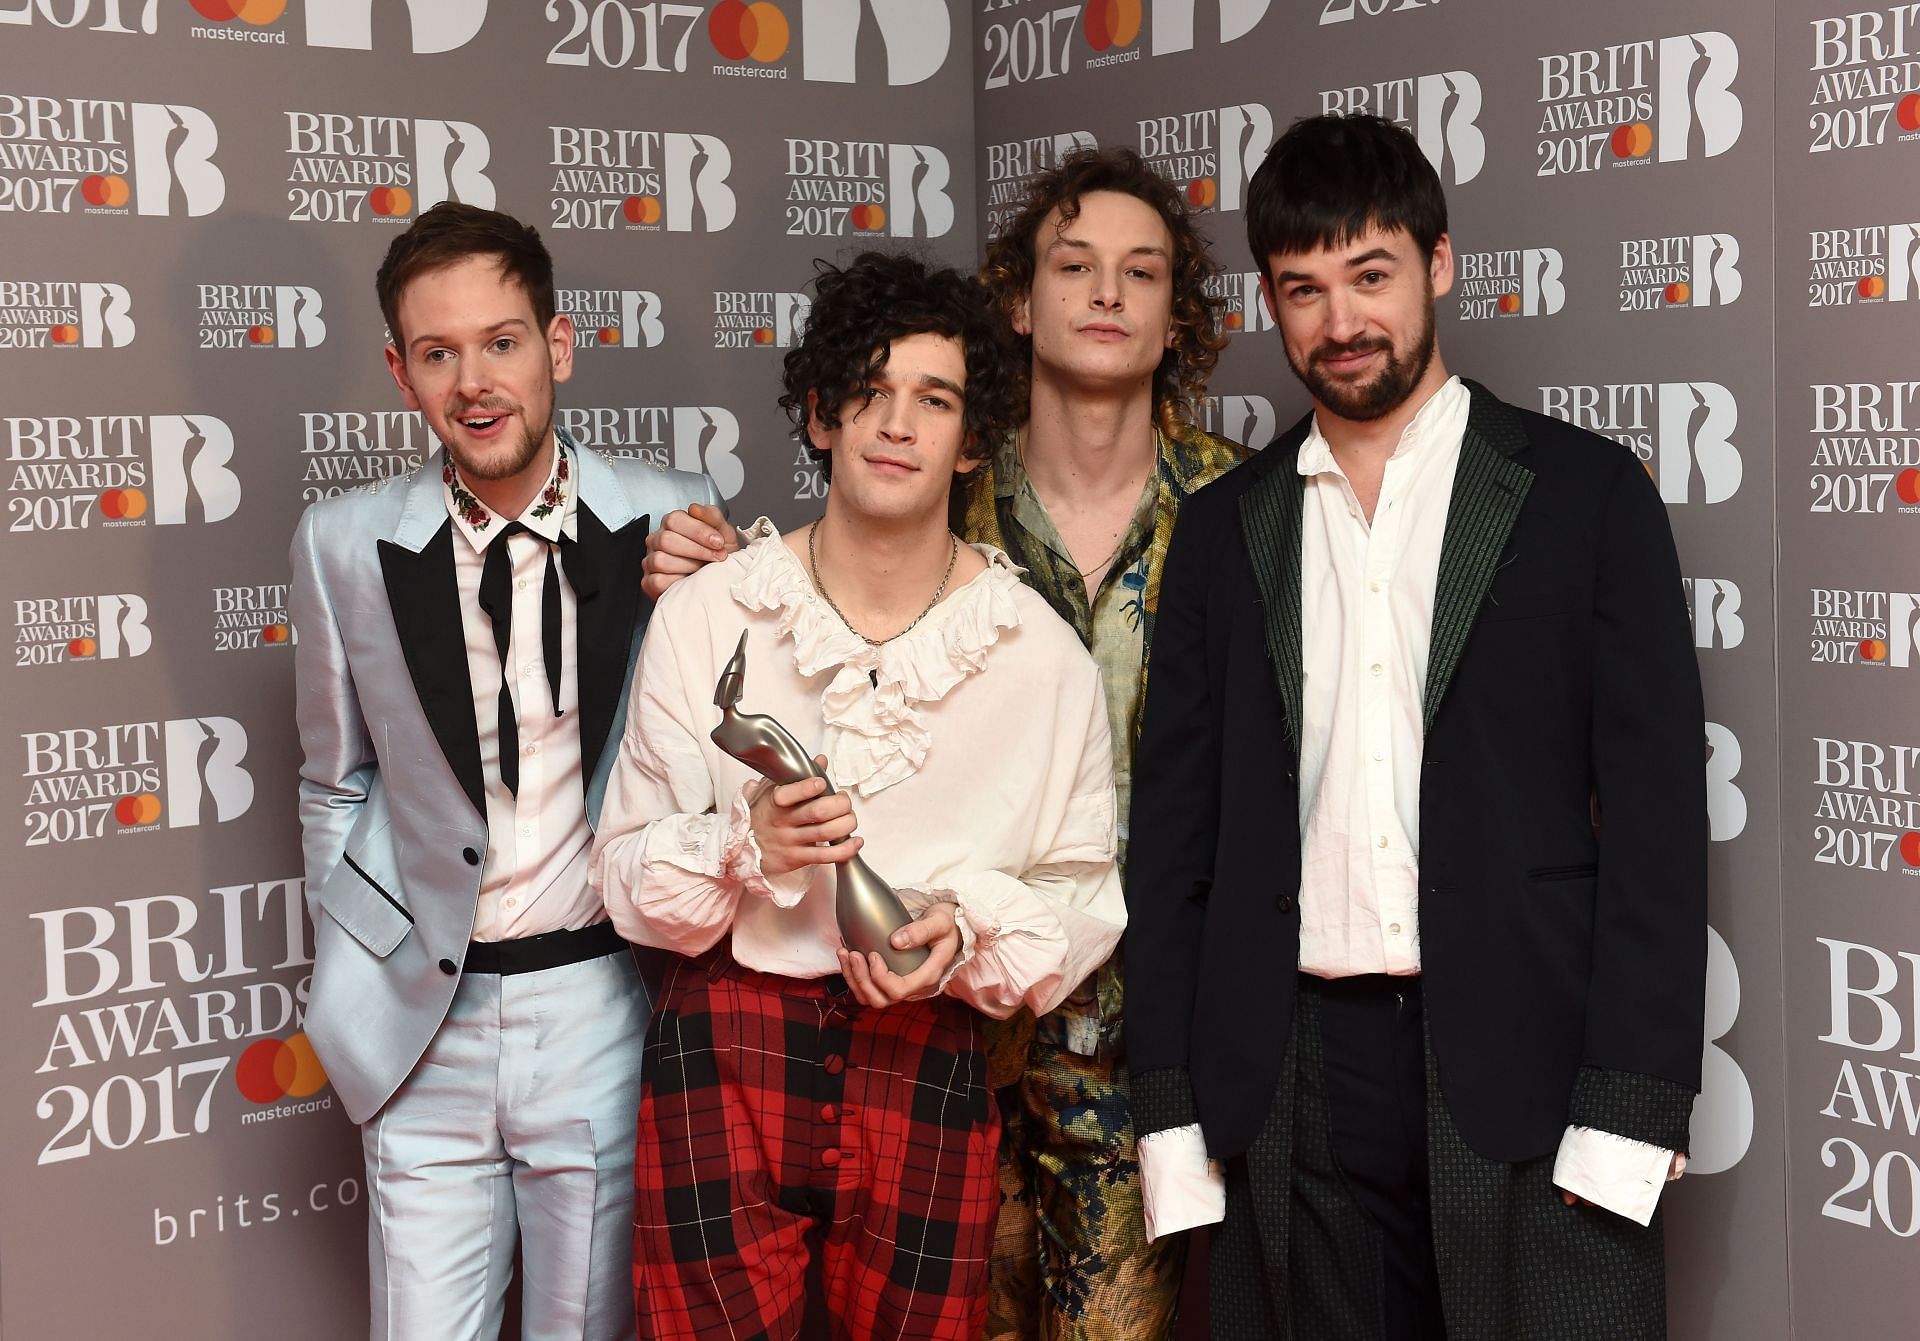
top-left (590, 523), bottom-right (1127, 1019)
top-left (445, 442), bottom-right (604, 942)
top-left (1138, 378), bottom-right (1677, 1238)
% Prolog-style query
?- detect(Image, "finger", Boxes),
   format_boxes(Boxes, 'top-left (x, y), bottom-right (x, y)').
top-left (781, 791), bottom-right (855, 827)
top-left (891, 914), bottom-right (945, 949)
top-left (770, 776), bottom-right (831, 809)
top-left (1561, 1190), bottom-right (1576, 1207)
top-left (840, 946), bottom-right (885, 1007)
top-left (653, 528), bottom-right (730, 563)
top-left (784, 813), bottom-right (859, 846)
top-left (805, 835), bottom-right (864, 865)
top-left (686, 502), bottom-right (735, 549)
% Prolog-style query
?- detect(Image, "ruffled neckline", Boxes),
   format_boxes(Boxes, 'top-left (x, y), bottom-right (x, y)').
top-left (729, 519), bottom-right (1025, 798)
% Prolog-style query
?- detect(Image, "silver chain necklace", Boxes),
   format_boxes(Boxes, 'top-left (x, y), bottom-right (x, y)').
top-left (807, 522), bottom-right (959, 646)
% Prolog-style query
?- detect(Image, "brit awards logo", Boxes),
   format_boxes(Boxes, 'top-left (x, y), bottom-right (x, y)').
top-left (212, 584), bottom-right (292, 653)
top-left (1206, 272), bottom-right (1273, 334)
top-left (1537, 382), bottom-right (1742, 505)
top-left (984, 130), bottom-right (1096, 238)
top-left (1682, 577), bottom-right (1745, 651)
top-left (1534, 32), bottom-right (1742, 176)
top-left (1454, 247), bottom-right (1565, 321)
top-left (694, 0), bottom-right (947, 84)
top-left (13, 593), bottom-right (150, 668)
top-left (299, 409), bottom-right (429, 503)
top-left (548, 125), bottom-right (733, 232)
top-left (4, 415), bottom-right (241, 533)
top-left (195, 284), bottom-right (325, 351)
top-left (283, 113), bottom-right (493, 225)
top-left (781, 139), bottom-right (952, 239)
top-left (1618, 234), bottom-right (1742, 312)
top-left (1808, 587), bottom-right (1920, 666)
top-left (0, 96), bottom-right (223, 217)
top-left (556, 406), bottom-right (745, 499)
top-left (712, 290), bottom-right (810, 350)
top-left (1808, 6), bottom-right (1920, 153)
top-left (1197, 394), bottom-right (1276, 449)
top-left (559, 289), bottom-right (664, 351)
top-left (1137, 102), bottom-right (1271, 211)
top-left (1808, 222), bottom-right (1920, 305)
top-left (1812, 734), bottom-right (1920, 874)
top-left (1806, 381), bottom-right (1920, 517)
top-left (1320, 70), bottom-right (1483, 184)
top-left (19, 714), bottom-right (254, 846)
top-left (0, 281), bottom-right (133, 350)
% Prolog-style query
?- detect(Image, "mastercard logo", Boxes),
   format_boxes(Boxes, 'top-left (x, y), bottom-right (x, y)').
top-left (261, 623), bottom-right (291, 644)
top-left (623, 195), bottom-right (663, 225)
top-left (710, 0), bottom-right (789, 62)
top-left (1896, 468), bottom-right (1920, 506)
top-left (369, 186), bottom-right (413, 218)
top-left (49, 324), bottom-right (80, 345)
top-left (1186, 178), bottom-right (1217, 209)
top-left (1902, 832), bottom-right (1920, 866)
top-left (67, 637), bottom-right (98, 658)
top-left (189, 0), bottom-right (286, 21)
top-left (1899, 94), bottom-right (1920, 134)
top-left (1224, 310), bottom-right (1244, 331)
top-left (115, 792), bottom-right (162, 826)
top-left (235, 1033), bottom-right (328, 1105)
top-left (1858, 275), bottom-right (1888, 299)
top-left (1497, 293), bottom-right (1521, 315)
top-left (248, 325), bottom-right (275, 345)
top-left (1664, 282), bottom-right (1691, 305)
top-left (98, 488), bottom-right (148, 520)
top-left (850, 204), bottom-right (886, 232)
top-left (80, 174), bottom-right (130, 209)
top-left (751, 327), bottom-right (775, 345)
top-left (1860, 638), bottom-right (1889, 662)
top-left (1083, 0), bottom-right (1141, 50)
top-left (1610, 122), bottom-right (1653, 159)
top-left (597, 326), bottom-right (623, 345)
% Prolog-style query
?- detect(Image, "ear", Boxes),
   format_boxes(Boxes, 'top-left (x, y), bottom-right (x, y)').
top-left (1256, 272), bottom-right (1279, 326)
top-left (384, 343), bottom-right (421, 412)
top-left (953, 438), bottom-right (983, 476)
top-left (1428, 234), bottom-right (1455, 300)
top-left (1011, 290), bottom-right (1032, 338)
top-left (548, 313), bottom-right (576, 385)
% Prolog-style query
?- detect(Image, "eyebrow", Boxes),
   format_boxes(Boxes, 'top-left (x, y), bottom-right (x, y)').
top-left (1273, 247), bottom-right (1400, 285)
top-left (915, 374), bottom-right (967, 399)
top-left (1043, 236), bottom-right (1170, 261)
top-left (408, 317), bottom-right (529, 354)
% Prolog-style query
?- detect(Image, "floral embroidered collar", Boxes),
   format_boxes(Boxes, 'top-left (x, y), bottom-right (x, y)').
top-left (442, 438), bottom-right (573, 551)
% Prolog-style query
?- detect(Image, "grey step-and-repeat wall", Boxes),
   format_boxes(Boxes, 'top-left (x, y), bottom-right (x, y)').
top-left (0, 0), bottom-right (1911, 1336)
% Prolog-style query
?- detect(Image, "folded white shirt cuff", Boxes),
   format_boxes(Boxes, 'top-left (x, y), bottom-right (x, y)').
top-left (1551, 1125), bottom-right (1676, 1226)
top-left (1137, 1123), bottom-right (1226, 1241)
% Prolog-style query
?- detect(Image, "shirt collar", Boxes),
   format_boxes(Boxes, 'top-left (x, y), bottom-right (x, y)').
top-left (1297, 375), bottom-right (1466, 479)
top-left (443, 433), bottom-right (577, 553)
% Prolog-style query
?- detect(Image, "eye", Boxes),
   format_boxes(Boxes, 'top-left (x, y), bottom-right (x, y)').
top-left (492, 336), bottom-right (516, 352)
top-left (423, 347), bottom-right (453, 363)
top-left (921, 395), bottom-right (954, 411)
top-left (1285, 284), bottom-right (1318, 302)
top-left (1357, 270), bottom-right (1388, 287)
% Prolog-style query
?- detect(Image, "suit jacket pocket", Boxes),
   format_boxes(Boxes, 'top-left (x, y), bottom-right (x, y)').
top-left (320, 845), bottom-right (413, 958)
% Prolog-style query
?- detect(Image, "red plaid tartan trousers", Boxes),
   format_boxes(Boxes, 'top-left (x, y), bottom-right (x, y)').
top-left (633, 948), bottom-right (1000, 1340)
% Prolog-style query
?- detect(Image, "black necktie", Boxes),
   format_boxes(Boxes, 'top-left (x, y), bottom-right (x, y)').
top-left (476, 522), bottom-right (564, 796)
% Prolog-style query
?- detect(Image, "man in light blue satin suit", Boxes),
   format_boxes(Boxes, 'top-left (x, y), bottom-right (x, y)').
top-left (290, 202), bottom-right (721, 1341)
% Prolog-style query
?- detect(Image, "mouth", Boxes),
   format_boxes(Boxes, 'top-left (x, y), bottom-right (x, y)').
top-left (1314, 344), bottom-right (1388, 376)
top-left (454, 408), bottom-right (513, 439)
top-left (1078, 322), bottom-right (1132, 341)
top-left (865, 454), bottom-right (918, 474)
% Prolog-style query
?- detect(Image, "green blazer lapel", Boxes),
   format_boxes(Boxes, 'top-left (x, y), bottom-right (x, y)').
top-left (1424, 386), bottom-right (1534, 732)
top-left (1239, 460), bottom-right (1306, 755)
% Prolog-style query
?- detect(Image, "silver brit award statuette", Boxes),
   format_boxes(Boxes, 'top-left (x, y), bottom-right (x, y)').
top-left (710, 631), bottom-right (931, 977)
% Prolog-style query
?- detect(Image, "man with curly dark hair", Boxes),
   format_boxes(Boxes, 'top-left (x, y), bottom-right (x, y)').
top-left (593, 250), bottom-right (1128, 1341)
top-left (639, 152), bottom-right (1246, 1340)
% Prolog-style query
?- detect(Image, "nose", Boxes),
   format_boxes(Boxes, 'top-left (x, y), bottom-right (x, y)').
top-left (1090, 263), bottom-right (1123, 312)
top-left (1323, 288), bottom-right (1365, 344)
top-left (457, 351), bottom-right (492, 400)
top-left (873, 393), bottom-right (915, 444)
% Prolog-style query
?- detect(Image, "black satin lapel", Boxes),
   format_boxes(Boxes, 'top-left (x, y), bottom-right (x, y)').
top-left (1238, 467), bottom-right (1306, 755)
top-left (378, 525), bottom-right (485, 817)
top-left (564, 504), bottom-right (651, 785)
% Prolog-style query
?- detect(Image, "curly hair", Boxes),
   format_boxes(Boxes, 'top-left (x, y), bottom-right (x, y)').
top-left (779, 251), bottom-right (1021, 481)
top-left (980, 146), bottom-right (1227, 437)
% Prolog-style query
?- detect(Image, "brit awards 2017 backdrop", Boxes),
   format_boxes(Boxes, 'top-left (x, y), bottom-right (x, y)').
top-left (0, 0), bottom-right (1910, 1336)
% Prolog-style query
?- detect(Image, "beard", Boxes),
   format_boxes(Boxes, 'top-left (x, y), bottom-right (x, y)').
top-left (1286, 297), bottom-right (1438, 424)
top-left (442, 393), bottom-right (550, 481)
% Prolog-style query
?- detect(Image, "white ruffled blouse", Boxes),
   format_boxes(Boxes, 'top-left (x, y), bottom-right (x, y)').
top-left (590, 522), bottom-right (1126, 1017)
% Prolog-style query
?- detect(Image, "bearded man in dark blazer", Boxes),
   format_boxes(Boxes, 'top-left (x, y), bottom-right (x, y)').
top-left (1126, 114), bottom-right (1708, 1341)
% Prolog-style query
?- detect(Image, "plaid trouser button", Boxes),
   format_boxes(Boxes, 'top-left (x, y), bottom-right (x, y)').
top-left (634, 951), bottom-right (998, 1340)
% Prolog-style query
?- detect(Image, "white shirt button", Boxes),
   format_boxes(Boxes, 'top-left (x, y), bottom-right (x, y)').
top-left (1370, 663), bottom-right (1383, 676)
top-left (524, 743), bottom-right (537, 756)
top-left (504, 896), bottom-right (518, 908)
top-left (1389, 922), bottom-right (1402, 935)
top-left (520, 824), bottom-right (533, 838)
top-left (1373, 749), bottom-right (1385, 761)
top-left (1370, 580), bottom-right (1381, 593)
top-left (1377, 835), bottom-right (1389, 849)
top-left (517, 579), bottom-right (528, 590)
